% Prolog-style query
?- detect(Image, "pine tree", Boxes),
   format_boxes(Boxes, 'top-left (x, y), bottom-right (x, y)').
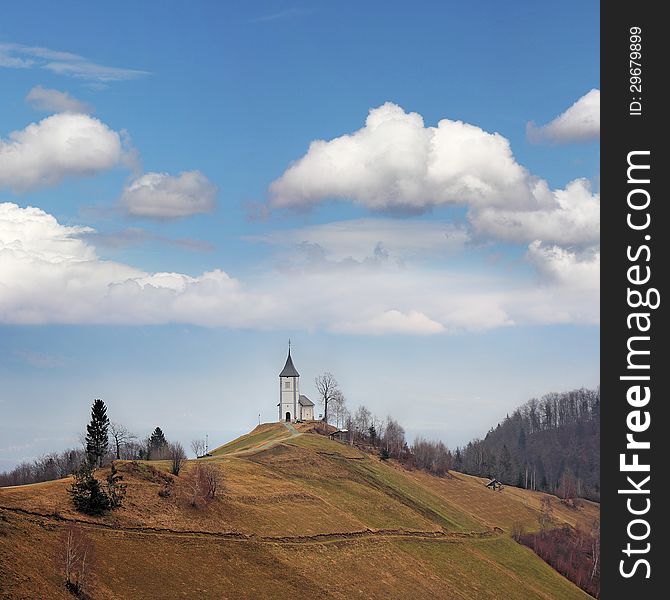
top-left (149, 427), bottom-right (168, 459)
top-left (85, 399), bottom-right (109, 468)
top-left (68, 463), bottom-right (111, 515)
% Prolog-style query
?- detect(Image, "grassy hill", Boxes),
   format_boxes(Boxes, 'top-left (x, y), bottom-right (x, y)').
top-left (0, 423), bottom-right (598, 599)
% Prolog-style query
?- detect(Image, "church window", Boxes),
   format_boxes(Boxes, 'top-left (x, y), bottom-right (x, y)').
top-left (285, 381), bottom-right (290, 389)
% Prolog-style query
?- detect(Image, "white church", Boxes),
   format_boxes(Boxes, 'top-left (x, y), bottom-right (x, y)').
top-left (277, 346), bottom-right (315, 422)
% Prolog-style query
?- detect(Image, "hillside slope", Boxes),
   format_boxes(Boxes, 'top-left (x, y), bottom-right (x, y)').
top-left (0, 423), bottom-right (598, 599)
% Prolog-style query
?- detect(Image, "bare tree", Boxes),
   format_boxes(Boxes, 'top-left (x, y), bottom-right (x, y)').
top-left (187, 463), bottom-right (222, 507)
top-left (168, 442), bottom-right (187, 475)
top-left (191, 439), bottom-right (207, 458)
top-left (353, 405), bottom-right (372, 437)
top-left (382, 417), bottom-right (406, 458)
top-left (109, 422), bottom-right (135, 460)
top-left (590, 517), bottom-right (600, 582)
top-left (61, 524), bottom-right (95, 595)
top-left (344, 411), bottom-right (355, 445)
top-left (539, 497), bottom-right (554, 535)
top-left (330, 389), bottom-right (347, 428)
top-left (411, 437), bottom-right (452, 476)
top-left (314, 372), bottom-right (340, 424)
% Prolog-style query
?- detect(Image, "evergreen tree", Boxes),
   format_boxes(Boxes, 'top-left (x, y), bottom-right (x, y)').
top-left (517, 427), bottom-right (527, 451)
top-left (85, 399), bottom-right (109, 467)
top-left (500, 445), bottom-right (513, 481)
top-left (453, 448), bottom-right (463, 471)
top-left (149, 427), bottom-right (168, 458)
top-left (68, 463), bottom-right (111, 515)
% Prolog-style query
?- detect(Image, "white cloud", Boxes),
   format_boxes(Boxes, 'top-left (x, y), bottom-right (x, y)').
top-left (0, 113), bottom-right (123, 192)
top-left (0, 203), bottom-right (599, 333)
top-left (269, 102), bottom-right (600, 260)
top-left (0, 42), bottom-right (148, 82)
top-left (26, 85), bottom-right (93, 114)
top-left (527, 89), bottom-right (600, 144)
top-left (470, 179), bottom-right (599, 246)
top-left (527, 241), bottom-right (600, 290)
top-left (119, 171), bottom-right (217, 219)
top-left (270, 102), bottom-right (540, 212)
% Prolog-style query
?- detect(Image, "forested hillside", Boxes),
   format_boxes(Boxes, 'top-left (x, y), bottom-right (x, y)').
top-left (455, 388), bottom-right (600, 501)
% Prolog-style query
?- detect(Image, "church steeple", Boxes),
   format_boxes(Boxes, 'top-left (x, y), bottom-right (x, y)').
top-left (279, 343), bottom-right (300, 377)
top-left (278, 343), bottom-right (314, 423)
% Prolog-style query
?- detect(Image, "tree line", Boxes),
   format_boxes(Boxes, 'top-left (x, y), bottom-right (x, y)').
top-left (453, 387), bottom-right (600, 500)
top-left (0, 403), bottom-right (208, 487)
top-left (315, 372), bottom-right (453, 476)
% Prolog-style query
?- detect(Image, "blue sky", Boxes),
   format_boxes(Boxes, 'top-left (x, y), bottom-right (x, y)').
top-left (0, 1), bottom-right (599, 469)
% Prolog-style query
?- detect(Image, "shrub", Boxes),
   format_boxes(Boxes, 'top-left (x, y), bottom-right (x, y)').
top-left (68, 464), bottom-right (111, 515)
top-left (169, 442), bottom-right (187, 476)
top-left (187, 463), bottom-right (222, 507)
top-left (68, 462), bottom-right (125, 515)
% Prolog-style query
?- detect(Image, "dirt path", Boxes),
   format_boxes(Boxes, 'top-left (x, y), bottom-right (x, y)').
top-left (0, 505), bottom-right (500, 546)
top-left (223, 422), bottom-right (303, 457)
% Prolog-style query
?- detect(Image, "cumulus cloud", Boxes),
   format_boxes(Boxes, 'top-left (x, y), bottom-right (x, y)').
top-left (26, 85), bottom-right (93, 114)
top-left (0, 41), bottom-right (148, 82)
top-left (0, 113), bottom-right (123, 192)
top-left (269, 102), bottom-right (600, 264)
top-left (270, 102), bottom-right (540, 212)
top-left (0, 203), bottom-right (599, 333)
top-left (120, 171), bottom-right (217, 219)
top-left (527, 89), bottom-right (600, 144)
top-left (527, 241), bottom-right (599, 290)
top-left (470, 179), bottom-right (599, 246)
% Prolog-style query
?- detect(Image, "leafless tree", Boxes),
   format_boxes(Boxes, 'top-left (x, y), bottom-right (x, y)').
top-left (539, 497), bottom-right (554, 535)
top-left (411, 437), bottom-right (452, 475)
top-left (382, 417), bottom-right (406, 458)
top-left (590, 517), bottom-right (600, 582)
top-left (191, 439), bottom-right (207, 458)
top-left (61, 524), bottom-right (95, 595)
top-left (344, 411), bottom-right (355, 445)
top-left (314, 372), bottom-right (340, 424)
top-left (186, 463), bottom-right (221, 507)
top-left (109, 422), bottom-right (135, 460)
top-left (353, 405), bottom-right (372, 438)
top-left (169, 442), bottom-right (187, 476)
top-left (330, 389), bottom-right (347, 428)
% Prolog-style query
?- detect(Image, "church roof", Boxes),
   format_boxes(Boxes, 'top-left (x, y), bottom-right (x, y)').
top-left (299, 394), bottom-right (314, 406)
top-left (279, 349), bottom-right (300, 377)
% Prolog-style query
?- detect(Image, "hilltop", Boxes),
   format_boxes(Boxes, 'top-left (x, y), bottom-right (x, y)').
top-left (0, 422), bottom-right (598, 599)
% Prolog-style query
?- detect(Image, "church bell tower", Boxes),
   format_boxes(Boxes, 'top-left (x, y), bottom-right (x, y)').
top-left (279, 342), bottom-right (300, 422)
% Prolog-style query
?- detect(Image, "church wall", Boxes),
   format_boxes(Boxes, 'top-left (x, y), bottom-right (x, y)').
top-left (279, 375), bottom-right (299, 421)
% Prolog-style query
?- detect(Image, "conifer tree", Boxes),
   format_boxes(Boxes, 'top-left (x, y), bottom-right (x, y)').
top-left (85, 399), bottom-right (109, 468)
top-left (68, 463), bottom-right (111, 515)
top-left (148, 427), bottom-right (168, 459)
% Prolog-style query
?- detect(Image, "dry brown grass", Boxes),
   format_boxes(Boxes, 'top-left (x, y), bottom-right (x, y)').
top-left (0, 424), bottom-right (597, 599)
